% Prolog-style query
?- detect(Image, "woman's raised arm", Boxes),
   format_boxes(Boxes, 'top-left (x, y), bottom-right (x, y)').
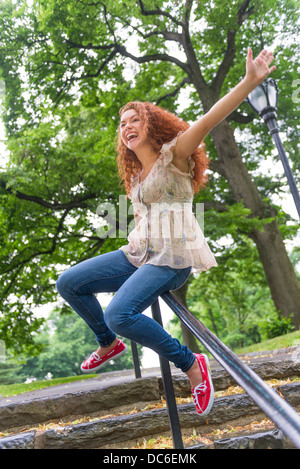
top-left (174, 48), bottom-right (276, 161)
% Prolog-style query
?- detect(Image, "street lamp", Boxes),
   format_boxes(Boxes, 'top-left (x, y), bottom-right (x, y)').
top-left (246, 77), bottom-right (300, 219)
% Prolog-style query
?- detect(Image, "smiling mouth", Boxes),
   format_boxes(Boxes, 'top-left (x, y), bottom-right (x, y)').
top-left (127, 133), bottom-right (138, 142)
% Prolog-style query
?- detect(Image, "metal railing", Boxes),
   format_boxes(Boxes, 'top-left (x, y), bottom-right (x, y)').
top-left (131, 292), bottom-right (300, 449)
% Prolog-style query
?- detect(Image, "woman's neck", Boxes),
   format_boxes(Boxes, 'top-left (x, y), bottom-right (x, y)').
top-left (134, 143), bottom-right (158, 171)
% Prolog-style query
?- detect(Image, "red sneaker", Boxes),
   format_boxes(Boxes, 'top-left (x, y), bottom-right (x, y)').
top-left (191, 353), bottom-right (214, 416)
top-left (80, 339), bottom-right (128, 373)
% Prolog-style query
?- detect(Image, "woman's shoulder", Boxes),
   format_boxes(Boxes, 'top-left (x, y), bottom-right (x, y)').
top-left (158, 133), bottom-right (195, 178)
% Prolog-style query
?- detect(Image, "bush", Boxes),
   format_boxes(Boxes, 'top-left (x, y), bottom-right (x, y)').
top-left (223, 324), bottom-right (261, 350)
top-left (259, 315), bottom-right (295, 340)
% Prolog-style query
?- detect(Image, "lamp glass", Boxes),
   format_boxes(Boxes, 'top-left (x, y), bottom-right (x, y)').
top-left (248, 85), bottom-right (268, 113)
top-left (267, 82), bottom-right (278, 108)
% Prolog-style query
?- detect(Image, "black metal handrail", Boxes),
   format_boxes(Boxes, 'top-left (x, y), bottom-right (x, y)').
top-left (131, 293), bottom-right (300, 449)
top-left (131, 292), bottom-right (300, 449)
top-left (159, 291), bottom-right (300, 449)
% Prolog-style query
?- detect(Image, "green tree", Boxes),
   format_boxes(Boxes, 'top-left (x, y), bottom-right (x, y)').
top-left (184, 235), bottom-right (289, 349)
top-left (18, 306), bottom-right (141, 380)
top-left (0, 0), bottom-right (299, 357)
top-left (0, 99), bottom-right (130, 354)
top-left (0, 360), bottom-right (23, 385)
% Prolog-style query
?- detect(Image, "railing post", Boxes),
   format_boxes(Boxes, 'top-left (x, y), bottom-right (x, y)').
top-left (151, 299), bottom-right (184, 450)
top-left (130, 341), bottom-right (142, 379)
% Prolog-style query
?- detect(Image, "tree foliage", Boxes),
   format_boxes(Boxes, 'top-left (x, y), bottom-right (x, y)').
top-left (0, 0), bottom-right (299, 356)
top-left (0, 306), bottom-right (141, 382)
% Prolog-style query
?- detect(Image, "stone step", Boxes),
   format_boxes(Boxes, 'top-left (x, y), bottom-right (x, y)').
top-left (1, 356), bottom-right (299, 449)
top-left (1, 358), bottom-right (299, 433)
top-left (0, 428), bottom-right (294, 450)
top-left (0, 382), bottom-right (299, 449)
top-left (190, 428), bottom-right (294, 450)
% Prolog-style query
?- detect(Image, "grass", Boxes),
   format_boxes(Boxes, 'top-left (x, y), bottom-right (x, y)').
top-left (234, 329), bottom-right (300, 355)
top-left (1, 330), bottom-right (299, 398)
top-left (0, 373), bottom-right (97, 398)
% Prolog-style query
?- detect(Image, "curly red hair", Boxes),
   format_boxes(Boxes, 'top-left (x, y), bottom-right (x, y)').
top-left (117, 101), bottom-right (209, 195)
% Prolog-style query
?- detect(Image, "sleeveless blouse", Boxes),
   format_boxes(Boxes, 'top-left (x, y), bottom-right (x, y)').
top-left (119, 134), bottom-right (218, 273)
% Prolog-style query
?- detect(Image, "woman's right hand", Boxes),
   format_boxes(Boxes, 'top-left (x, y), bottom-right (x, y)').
top-left (245, 47), bottom-right (276, 87)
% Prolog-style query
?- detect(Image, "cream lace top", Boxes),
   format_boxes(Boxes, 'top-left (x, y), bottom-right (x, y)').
top-left (119, 134), bottom-right (218, 273)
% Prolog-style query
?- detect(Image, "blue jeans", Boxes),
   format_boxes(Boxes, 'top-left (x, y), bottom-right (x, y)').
top-left (56, 250), bottom-right (195, 373)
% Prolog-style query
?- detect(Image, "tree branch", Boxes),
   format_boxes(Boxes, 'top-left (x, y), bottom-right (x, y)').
top-left (138, 0), bottom-right (184, 27)
top-left (3, 185), bottom-right (97, 211)
top-left (56, 38), bottom-right (190, 102)
top-left (142, 29), bottom-right (183, 44)
top-left (77, 239), bottom-right (105, 262)
top-left (116, 44), bottom-right (190, 74)
top-left (236, 0), bottom-right (255, 26)
top-left (183, 0), bottom-right (194, 29)
top-left (202, 200), bottom-right (229, 213)
top-left (1, 265), bottom-right (23, 299)
top-left (1, 210), bottom-right (70, 275)
top-left (211, 0), bottom-right (255, 93)
top-left (211, 30), bottom-right (236, 93)
top-left (64, 39), bottom-right (116, 51)
top-left (109, 13), bottom-right (183, 44)
top-left (227, 109), bottom-right (255, 124)
top-left (155, 77), bottom-right (191, 105)
top-left (55, 48), bottom-right (119, 102)
top-left (50, 0), bottom-right (189, 101)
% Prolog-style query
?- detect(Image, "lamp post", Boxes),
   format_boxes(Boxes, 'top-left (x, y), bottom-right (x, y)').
top-left (246, 77), bottom-right (300, 218)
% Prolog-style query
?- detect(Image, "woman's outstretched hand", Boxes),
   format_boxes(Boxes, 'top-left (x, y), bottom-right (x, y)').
top-left (246, 47), bottom-right (276, 85)
top-left (174, 47), bottom-right (277, 159)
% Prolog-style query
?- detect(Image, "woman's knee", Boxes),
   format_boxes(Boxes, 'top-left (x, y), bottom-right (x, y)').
top-left (56, 269), bottom-right (74, 297)
top-left (104, 306), bottom-right (131, 335)
top-left (104, 307), bottom-right (118, 333)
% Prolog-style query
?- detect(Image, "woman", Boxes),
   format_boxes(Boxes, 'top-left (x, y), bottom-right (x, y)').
top-left (56, 48), bottom-right (275, 416)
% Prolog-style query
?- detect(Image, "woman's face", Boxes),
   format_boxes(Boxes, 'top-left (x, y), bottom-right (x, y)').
top-left (120, 109), bottom-right (146, 151)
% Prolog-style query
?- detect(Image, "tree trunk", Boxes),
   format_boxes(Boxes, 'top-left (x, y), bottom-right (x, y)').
top-left (208, 308), bottom-right (219, 337)
top-left (250, 221), bottom-right (300, 328)
top-left (209, 121), bottom-right (300, 327)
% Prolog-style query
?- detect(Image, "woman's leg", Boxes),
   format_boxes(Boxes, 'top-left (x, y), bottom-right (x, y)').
top-left (104, 263), bottom-right (195, 373)
top-left (103, 263), bottom-right (214, 415)
top-left (56, 250), bottom-right (137, 347)
top-left (57, 253), bottom-right (213, 414)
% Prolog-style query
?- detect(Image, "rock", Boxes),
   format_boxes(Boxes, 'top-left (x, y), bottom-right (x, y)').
top-left (0, 377), bottom-right (160, 432)
top-left (1, 383), bottom-right (299, 449)
top-left (214, 429), bottom-right (288, 449)
top-left (0, 356), bottom-right (299, 449)
top-left (35, 383), bottom-right (300, 449)
top-left (0, 431), bottom-right (35, 449)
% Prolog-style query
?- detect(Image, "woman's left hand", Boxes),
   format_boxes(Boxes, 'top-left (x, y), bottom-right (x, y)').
top-left (245, 47), bottom-right (276, 85)
top-left (174, 47), bottom-right (276, 156)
